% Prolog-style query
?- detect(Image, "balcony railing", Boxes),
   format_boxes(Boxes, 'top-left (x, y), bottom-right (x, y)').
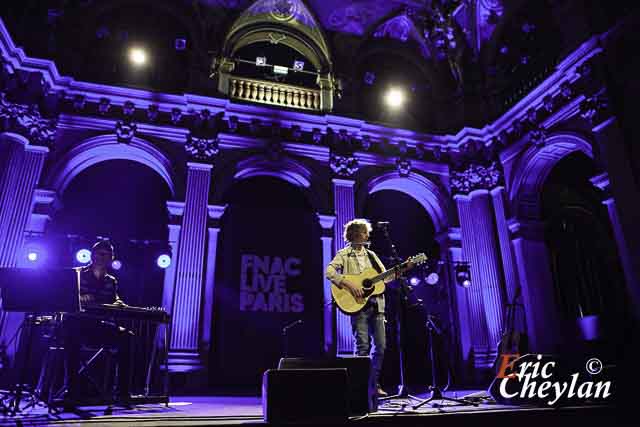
top-left (229, 77), bottom-right (321, 111)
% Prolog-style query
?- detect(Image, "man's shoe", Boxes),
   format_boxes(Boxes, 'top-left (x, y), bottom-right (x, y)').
top-left (376, 387), bottom-right (388, 397)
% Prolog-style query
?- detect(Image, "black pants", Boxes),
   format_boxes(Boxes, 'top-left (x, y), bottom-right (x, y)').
top-left (62, 317), bottom-right (132, 400)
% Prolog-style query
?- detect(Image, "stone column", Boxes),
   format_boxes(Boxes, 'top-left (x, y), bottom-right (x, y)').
top-left (162, 202), bottom-right (183, 316)
top-left (451, 161), bottom-right (508, 367)
top-left (0, 140), bottom-right (48, 359)
top-left (454, 193), bottom-right (491, 365)
top-left (332, 178), bottom-right (355, 354)
top-left (168, 162), bottom-right (212, 371)
top-left (0, 143), bottom-right (49, 267)
top-left (317, 214), bottom-right (336, 355)
top-left (201, 204), bottom-right (226, 355)
top-left (491, 187), bottom-right (520, 304)
top-left (590, 173), bottom-right (637, 309)
top-left (509, 219), bottom-right (559, 353)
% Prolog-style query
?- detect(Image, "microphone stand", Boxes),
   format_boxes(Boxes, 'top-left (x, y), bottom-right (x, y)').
top-left (375, 223), bottom-right (421, 404)
top-left (281, 319), bottom-right (303, 358)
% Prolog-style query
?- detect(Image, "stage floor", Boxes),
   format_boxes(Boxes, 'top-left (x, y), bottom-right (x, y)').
top-left (0, 390), bottom-right (624, 427)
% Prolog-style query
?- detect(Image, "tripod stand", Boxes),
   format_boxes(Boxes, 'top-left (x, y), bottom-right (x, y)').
top-left (412, 315), bottom-right (476, 409)
top-left (3, 314), bottom-right (57, 415)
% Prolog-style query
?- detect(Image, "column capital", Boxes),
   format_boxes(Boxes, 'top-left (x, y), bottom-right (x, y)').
top-left (207, 204), bottom-right (227, 220)
top-left (331, 178), bottom-right (355, 187)
top-left (24, 144), bottom-right (50, 154)
top-left (186, 161), bottom-right (214, 171)
top-left (317, 214), bottom-right (336, 230)
top-left (167, 200), bottom-right (185, 217)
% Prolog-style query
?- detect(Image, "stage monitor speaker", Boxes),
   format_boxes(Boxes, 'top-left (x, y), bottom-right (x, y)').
top-left (277, 356), bottom-right (376, 415)
top-left (262, 368), bottom-right (349, 423)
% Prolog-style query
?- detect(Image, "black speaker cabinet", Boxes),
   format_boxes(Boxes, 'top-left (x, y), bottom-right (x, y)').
top-left (262, 368), bottom-right (349, 423)
top-left (277, 356), bottom-right (376, 415)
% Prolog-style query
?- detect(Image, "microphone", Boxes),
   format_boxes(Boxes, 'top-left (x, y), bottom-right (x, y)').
top-left (282, 319), bottom-right (303, 333)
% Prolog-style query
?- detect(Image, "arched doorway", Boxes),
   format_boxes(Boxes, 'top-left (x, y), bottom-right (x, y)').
top-left (541, 152), bottom-right (627, 360)
top-left (362, 190), bottom-right (446, 393)
top-left (210, 177), bottom-right (323, 390)
top-left (46, 159), bottom-right (171, 306)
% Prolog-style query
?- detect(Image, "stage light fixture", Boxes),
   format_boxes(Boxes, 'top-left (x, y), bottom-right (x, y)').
top-left (156, 254), bottom-right (172, 269)
top-left (426, 272), bottom-right (440, 285)
top-left (24, 243), bottom-right (46, 265)
top-left (129, 47), bottom-right (148, 66)
top-left (409, 276), bottom-right (421, 286)
top-left (384, 87), bottom-right (405, 109)
top-left (455, 263), bottom-right (472, 288)
top-left (111, 259), bottom-right (122, 270)
top-left (76, 249), bottom-right (91, 264)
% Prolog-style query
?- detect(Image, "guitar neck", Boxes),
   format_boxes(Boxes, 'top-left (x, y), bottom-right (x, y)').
top-left (371, 261), bottom-right (408, 283)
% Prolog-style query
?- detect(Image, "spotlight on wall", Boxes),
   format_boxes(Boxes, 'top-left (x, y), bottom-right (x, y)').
top-left (111, 259), bottom-right (122, 270)
top-left (128, 47), bottom-right (148, 66)
top-left (455, 263), bottom-right (472, 288)
top-left (156, 253), bottom-right (172, 269)
top-left (27, 251), bottom-right (39, 262)
top-left (76, 248), bottom-right (92, 264)
top-left (409, 276), bottom-right (421, 287)
top-left (384, 87), bottom-right (406, 109)
top-left (24, 243), bottom-right (46, 265)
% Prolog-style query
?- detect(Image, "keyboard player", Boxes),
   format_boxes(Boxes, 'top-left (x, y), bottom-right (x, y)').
top-left (62, 240), bottom-right (132, 404)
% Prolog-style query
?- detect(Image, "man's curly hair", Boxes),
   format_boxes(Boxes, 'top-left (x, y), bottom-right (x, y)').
top-left (343, 219), bottom-right (372, 243)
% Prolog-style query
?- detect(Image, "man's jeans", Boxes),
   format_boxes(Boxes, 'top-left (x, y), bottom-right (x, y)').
top-left (351, 298), bottom-right (386, 386)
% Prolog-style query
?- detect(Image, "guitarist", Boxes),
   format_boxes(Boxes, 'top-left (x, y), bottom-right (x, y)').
top-left (326, 219), bottom-right (402, 397)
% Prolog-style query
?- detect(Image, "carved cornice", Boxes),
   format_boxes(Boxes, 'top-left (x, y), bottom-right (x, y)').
top-left (450, 162), bottom-right (503, 195)
top-left (0, 94), bottom-right (57, 147)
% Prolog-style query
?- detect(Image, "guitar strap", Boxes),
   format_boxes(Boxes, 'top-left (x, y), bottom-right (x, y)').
top-left (366, 250), bottom-right (383, 274)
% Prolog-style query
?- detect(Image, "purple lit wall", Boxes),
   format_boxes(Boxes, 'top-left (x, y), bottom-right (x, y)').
top-left (1, 12), bottom-right (638, 389)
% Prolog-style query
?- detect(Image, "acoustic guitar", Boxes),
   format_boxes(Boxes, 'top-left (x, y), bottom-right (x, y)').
top-left (331, 253), bottom-right (427, 314)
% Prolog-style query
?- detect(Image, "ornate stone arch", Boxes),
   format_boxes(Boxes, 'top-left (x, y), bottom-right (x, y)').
top-left (366, 171), bottom-right (449, 233)
top-left (509, 132), bottom-right (595, 219)
top-left (223, 0), bottom-right (332, 72)
top-left (230, 154), bottom-right (322, 212)
top-left (214, 0), bottom-right (335, 112)
top-left (47, 135), bottom-right (176, 197)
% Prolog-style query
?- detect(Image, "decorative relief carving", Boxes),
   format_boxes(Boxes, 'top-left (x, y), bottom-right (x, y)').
top-left (579, 93), bottom-right (609, 125)
top-left (0, 94), bottom-right (57, 147)
top-left (396, 158), bottom-right (411, 177)
top-left (185, 135), bottom-right (220, 161)
top-left (451, 162), bottom-right (502, 194)
top-left (115, 120), bottom-right (137, 143)
top-left (329, 152), bottom-right (359, 177)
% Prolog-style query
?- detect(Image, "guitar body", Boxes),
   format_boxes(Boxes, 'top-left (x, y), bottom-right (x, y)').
top-left (331, 268), bottom-right (386, 314)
